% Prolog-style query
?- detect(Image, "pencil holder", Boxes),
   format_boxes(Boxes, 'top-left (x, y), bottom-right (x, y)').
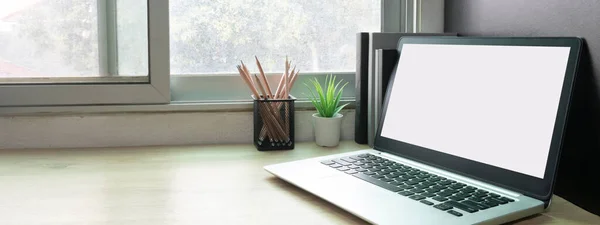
top-left (253, 95), bottom-right (296, 151)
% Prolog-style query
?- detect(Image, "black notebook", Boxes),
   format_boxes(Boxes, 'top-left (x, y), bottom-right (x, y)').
top-left (354, 33), bottom-right (456, 144)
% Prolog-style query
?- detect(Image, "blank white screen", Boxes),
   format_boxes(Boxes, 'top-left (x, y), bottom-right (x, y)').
top-left (380, 44), bottom-right (571, 179)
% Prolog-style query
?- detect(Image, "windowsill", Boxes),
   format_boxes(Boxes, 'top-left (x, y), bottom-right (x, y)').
top-left (0, 99), bottom-right (355, 116)
top-left (0, 102), bottom-right (357, 150)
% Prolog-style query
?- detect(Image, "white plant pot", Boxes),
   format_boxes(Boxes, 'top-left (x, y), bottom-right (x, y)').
top-left (312, 113), bottom-right (344, 147)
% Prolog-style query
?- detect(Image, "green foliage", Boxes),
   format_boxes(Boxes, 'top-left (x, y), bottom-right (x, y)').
top-left (304, 75), bottom-right (349, 118)
top-left (2, 0), bottom-right (380, 75)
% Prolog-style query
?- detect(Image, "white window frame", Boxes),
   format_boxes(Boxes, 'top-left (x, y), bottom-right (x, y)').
top-left (0, 0), bottom-right (443, 113)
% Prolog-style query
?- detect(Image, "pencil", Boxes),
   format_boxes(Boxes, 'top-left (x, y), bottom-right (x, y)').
top-left (237, 66), bottom-right (260, 98)
top-left (254, 74), bottom-right (268, 99)
top-left (255, 56), bottom-right (273, 97)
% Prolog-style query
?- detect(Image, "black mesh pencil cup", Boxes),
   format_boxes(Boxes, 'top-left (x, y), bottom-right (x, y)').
top-left (253, 95), bottom-right (296, 151)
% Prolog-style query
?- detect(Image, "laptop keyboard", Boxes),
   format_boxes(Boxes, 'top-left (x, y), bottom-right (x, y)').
top-left (321, 153), bottom-right (515, 217)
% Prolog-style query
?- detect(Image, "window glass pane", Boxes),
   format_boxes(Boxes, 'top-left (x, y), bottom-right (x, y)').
top-left (117, 0), bottom-right (148, 76)
top-left (169, 0), bottom-right (381, 75)
top-left (0, 0), bottom-right (148, 81)
top-left (0, 0), bottom-right (99, 78)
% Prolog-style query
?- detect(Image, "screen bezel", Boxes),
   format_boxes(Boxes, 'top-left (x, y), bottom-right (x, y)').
top-left (374, 36), bottom-right (582, 203)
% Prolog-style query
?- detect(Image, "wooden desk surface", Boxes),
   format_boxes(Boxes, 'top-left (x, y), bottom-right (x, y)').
top-left (0, 142), bottom-right (598, 225)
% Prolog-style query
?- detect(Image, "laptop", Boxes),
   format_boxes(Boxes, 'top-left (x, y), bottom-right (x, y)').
top-left (265, 36), bottom-right (582, 225)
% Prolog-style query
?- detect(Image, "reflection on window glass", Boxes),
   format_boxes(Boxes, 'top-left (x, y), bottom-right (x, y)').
top-left (169, 0), bottom-right (381, 75)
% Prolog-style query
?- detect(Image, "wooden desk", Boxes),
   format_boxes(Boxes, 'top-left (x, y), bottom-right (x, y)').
top-left (0, 142), bottom-right (597, 225)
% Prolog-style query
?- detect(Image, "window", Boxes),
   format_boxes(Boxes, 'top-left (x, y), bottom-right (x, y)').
top-left (0, 0), bottom-right (168, 106)
top-left (169, 0), bottom-right (380, 74)
top-left (169, 0), bottom-right (381, 102)
top-left (1, 0), bottom-right (438, 109)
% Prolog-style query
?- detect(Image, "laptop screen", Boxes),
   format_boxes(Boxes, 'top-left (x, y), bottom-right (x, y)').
top-left (380, 44), bottom-right (571, 179)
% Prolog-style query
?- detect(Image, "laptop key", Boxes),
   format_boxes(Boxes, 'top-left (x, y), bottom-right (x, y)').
top-left (390, 165), bottom-right (403, 169)
top-left (480, 201), bottom-right (499, 208)
top-left (438, 180), bottom-right (452, 185)
top-left (434, 203), bottom-right (453, 211)
top-left (450, 185), bottom-right (465, 190)
top-left (485, 198), bottom-right (506, 205)
top-left (463, 186), bottom-right (476, 191)
top-left (395, 177), bottom-right (409, 182)
top-left (401, 175), bottom-right (415, 179)
top-left (345, 170), bottom-right (358, 174)
top-left (378, 170), bottom-right (392, 175)
top-left (356, 168), bottom-right (368, 172)
top-left (333, 159), bottom-right (351, 166)
top-left (408, 171), bottom-right (421, 175)
top-left (389, 181), bottom-right (403, 186)
top-left (398, 191), bottom-right (415, 196)
top-left (449, 196), bottom-right (465, 201)
top-left (352, 173), bottom-right (402, 192)
top-left (445, 201), bottom-right (478, 213)
top-left (472, 192), bottom-right (488, 198)
top-left (379, 178), bottom-right (393, 182)
top-left (321, 160), bottom-right (336, 165)
top-left (364, 171), bottom-right (376, 175)
top-left (349, 156), bottom-right (363, 161)
top-left (468, 197), bottom-right (485, 202)
top-left (455, 193), bottom-right (471, 199)
top-left (447, 210), bottom-right (463, 217)
top-left (337, 167), bottom-right (350, 171)
top-left (437, 192), bottom-right (453, 197)
top-left (405, 180), bottom-right (420, 185)
top-left (461, 188), bottom-right (476, 193)
top-left (397, 185), bottom-right (411, 190)
top-left (489, 193), bottom-right (500, 198)
top-left (409, 195), bottom-right (426, 201)
top-left (348, 165), bottom-right (360, 169)
top-left (420, 181), bottom-right (435, 187)
top-left (433, 196), bottom-right (448, 202)
top-left (368, 168), bottom-right (381, 173)
top-left (409, 178), bottom-right (425, 182)
top-left (427, 177), bottom-right (441, 182)
top-left (414, 184), bottom-right (429, 189)
top-left (420, 200), bottom-right (434, 206)
top-left (500, 197), bottom-right (515, 202)
top-left (461, 200), bottom-right (489, 210)
top-left (417, 174), bottom-right (431, 179)
top-left (341, 157), bottom-right (356, 163)
top-left (386, 172), bottom-right (398, 176)
top-left (371, 174), bottom-right (385, 179)
top-left (429, 185), bottom-right (443, 190)
top-left (421, 192), bottom-right (436, 198)
top-left (412, 188), bottom-right (425, 193)
top-left (428, 188), bottom-right (442, 194)
top-left (329, 164), bottom-right (342, 168)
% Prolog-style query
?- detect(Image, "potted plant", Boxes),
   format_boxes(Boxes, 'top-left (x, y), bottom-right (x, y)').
top-left (305, 75), bottom-right (349, 147)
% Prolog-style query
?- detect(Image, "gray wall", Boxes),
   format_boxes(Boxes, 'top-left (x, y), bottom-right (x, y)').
top-left (446, 0), bottom-right (600, 215)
